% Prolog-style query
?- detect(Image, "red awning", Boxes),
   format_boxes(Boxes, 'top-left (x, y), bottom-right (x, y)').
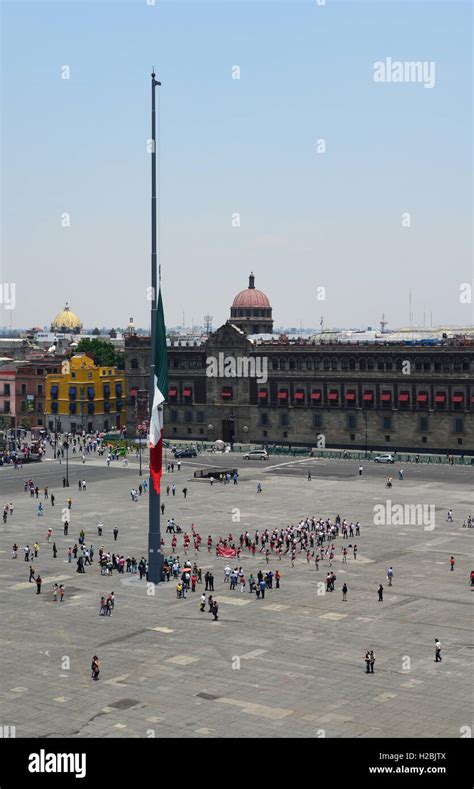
top-left (168, 387), bottom-right (177, 396)
top-left (311, 391), bottom-right (322, 400)
top-left (258, 390), bottom-right (268, 399)
top-left (345, 391), bottom-right (356, 401)
top-left (328, 391), bottom-right (339, 401)
top-left (363, 392), bottom-right (373, 401)
top-left (380, 392), bottom-right (391, 401)
top-left (399, 393), bottom-right (410, 402)
top-left (417, 393), bottom-right (428, 403)
top-left (294, 391), bottom-right (305, 400)
top-left (221, 389), bottom-right (232, 398)
top-left (183, 388), bottom-right (192, 396)
top-left (452, 394), bottom-right (464, 403)
top-left (278, 391), bottom-right (288, 400)
top-left (435, 394), bottom-right (446, 403)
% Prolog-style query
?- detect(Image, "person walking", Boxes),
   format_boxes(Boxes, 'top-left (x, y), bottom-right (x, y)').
top-left (387, 566), bottom-right (394, 586)
top-left (52, 542), bottom-right (58, 558)
top-left (364, 651), bottom-right (371, 673)
top-left (446, 509), bottom-right (453, 522)
top-left (307, 471), bottom-right (312, 481)
top-left (59, 584), bottom-right (65, 602)
top-left (257, 482), bottom-right (262, 493)
top-left (450, 556), bottom-right (455, 571)
top-left (378, 584), bottom-right (384, 601)
top-left (208, 572), bottom-right (214, 592)
top-left (342, 582), bottom-right (348, 601)
top-left (434, 638), bottom-right (442, 662)
top-left (29, 565), bottom-right (35, 582)
top-left (113, 527), bottom-right (119, 542)
top-left (35, 574), bottom-right (42, 594)
top-left (172, 484), bottom-right (176, 497)
top-left (398, 469), bottom-right (404, 480)
top-left (91, 655), bottom-right (100, 681)
top-left (369, 651), bottom-right (375, 673)
top-left (200, 592), bottom-right (206, 612)
top-left (358, 465), bottom-right (363, 476)
top-left (211, 599), bottom-right (219, 621)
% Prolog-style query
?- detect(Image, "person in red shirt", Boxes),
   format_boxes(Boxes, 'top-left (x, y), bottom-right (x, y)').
top-left (450, 556), bottom-right (455, 571)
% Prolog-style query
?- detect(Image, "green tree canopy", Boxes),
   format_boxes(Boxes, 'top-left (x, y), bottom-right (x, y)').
top-left (75, 338), bottom-right (124, 369)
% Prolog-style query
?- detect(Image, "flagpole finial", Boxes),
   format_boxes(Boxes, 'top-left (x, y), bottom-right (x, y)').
top-left (151, 69), bottom-right (161, 86)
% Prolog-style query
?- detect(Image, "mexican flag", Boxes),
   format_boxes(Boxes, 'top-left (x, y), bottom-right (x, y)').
top-left (149, 288), bottom-right (168, 494)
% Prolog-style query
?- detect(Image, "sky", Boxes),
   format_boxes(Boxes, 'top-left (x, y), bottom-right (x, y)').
top-left (1, 0), bottom-right (472, 332)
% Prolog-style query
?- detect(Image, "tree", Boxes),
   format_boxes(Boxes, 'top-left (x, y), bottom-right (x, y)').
top-left (75, 338), bottom-right (124, 369)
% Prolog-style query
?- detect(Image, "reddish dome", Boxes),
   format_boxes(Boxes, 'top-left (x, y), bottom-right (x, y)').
top-left (231, 273), bottom-right (271, 309)
top-left (232, 289), bottom-right (271, 308)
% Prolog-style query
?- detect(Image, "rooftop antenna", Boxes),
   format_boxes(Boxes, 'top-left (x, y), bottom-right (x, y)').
top-left (380, 313), bottom-right (388, 334)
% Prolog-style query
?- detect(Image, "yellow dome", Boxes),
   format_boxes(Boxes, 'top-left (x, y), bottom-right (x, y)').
top-left (51, 303), bottom-right (82, 334)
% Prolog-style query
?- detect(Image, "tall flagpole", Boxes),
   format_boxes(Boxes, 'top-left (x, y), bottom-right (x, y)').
top-left (148, 68), bottom-right (162, 584)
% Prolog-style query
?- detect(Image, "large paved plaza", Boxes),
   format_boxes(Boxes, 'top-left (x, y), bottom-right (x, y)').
top-left (0, 450), bottom-right (472, 738)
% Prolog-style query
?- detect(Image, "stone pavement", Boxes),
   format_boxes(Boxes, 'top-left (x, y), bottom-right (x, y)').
top-left (0, 452), bottom-right (472, 738)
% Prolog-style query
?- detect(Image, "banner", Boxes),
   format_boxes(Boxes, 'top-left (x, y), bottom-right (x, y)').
top-left (217, 545), bottom-right (237, 559)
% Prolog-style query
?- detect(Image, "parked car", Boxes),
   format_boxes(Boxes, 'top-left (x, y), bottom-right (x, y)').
top-left (243, 450), bottom-right (269, 460)
top-left (174, 448), bottom-right (197, 458)
top-left (374, 454), bottom-right (394, 463)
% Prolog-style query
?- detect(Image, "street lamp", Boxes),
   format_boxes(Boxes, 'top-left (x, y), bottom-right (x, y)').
top-left (364, 408), bottom-right (368, 459)
top-left (137, 421), bottom-right (147, 478)
top-left (63, 437), bottom-right (70, 486)
top-left (229, 409), bottom-right (235, 449)
top-left (242, 424), bottom-right (248, 451)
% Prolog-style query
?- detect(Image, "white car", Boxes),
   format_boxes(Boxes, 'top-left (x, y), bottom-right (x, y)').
top-left (243, 450), bottom-right (269, 460)
top-left (374, 454), bottom-right (394, 464)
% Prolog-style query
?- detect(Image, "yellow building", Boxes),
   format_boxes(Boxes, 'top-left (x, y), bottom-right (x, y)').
top-left (45, 354), bottom-right (125, 434)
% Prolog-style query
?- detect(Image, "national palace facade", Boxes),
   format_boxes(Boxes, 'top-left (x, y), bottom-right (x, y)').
top-left (125, 275), bottom-right (474, 454)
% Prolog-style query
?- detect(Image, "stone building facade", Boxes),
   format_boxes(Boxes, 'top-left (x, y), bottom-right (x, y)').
top-left (125, 323), bottom-right (473, 454)
top-left (124, 274), bottom-right (473, 453)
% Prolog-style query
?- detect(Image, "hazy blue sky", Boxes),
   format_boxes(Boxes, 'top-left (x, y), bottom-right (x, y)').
top-left (1, 0), bottom-right (472, 331)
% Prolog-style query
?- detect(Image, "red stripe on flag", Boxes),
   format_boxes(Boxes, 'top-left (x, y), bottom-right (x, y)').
top-left (150, 436), bottom-right (163, 494)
